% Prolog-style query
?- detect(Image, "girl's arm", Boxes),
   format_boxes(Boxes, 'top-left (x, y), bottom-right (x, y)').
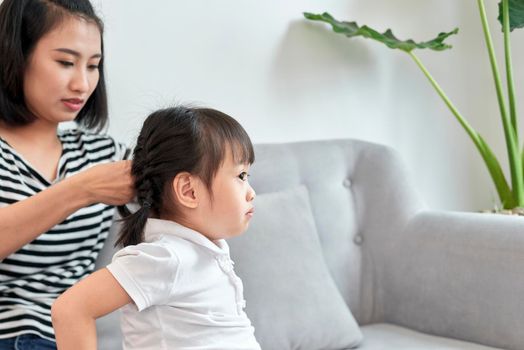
top-left (0, 160), bottom-right (133, 259)
top-left (51, 267), bottom-right (132, 350)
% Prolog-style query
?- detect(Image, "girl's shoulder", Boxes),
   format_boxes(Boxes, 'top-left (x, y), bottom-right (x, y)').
top-left (58, 128), bottom-right (128, 161)
top-left (108, 239), bottom-right (181, 311)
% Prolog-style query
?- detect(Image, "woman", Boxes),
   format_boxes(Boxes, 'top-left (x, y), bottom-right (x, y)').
top-left (0, 0), bottom-right (134, 348)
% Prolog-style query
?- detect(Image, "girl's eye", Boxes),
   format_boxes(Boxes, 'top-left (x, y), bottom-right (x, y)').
top-left (238, 172), bottom-right (249, 181)
top-left (57, 60), bottom-right (74, 67)
top-left (88, 64), bottom-right (99, 71)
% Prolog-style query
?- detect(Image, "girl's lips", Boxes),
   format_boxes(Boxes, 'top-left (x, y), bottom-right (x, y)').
top-left (246, 208), bottom-right (255, 217)
top-left (62, 98), bottom-right (84, 112)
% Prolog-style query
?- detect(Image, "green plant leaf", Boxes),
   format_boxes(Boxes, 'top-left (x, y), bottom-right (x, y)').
top-left (476, 134), bottom-right (516, 208)
top-left (498, 0), bottom-right (524, 31)
top-left (303, 12), bottom-right (458, 52)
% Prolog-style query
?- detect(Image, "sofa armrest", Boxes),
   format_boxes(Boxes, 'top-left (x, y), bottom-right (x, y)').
top-left (378, 210), bottom-right (524, 350)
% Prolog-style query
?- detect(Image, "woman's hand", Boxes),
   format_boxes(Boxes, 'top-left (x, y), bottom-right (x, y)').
top-left (70, 160), bottom-right (135, 206)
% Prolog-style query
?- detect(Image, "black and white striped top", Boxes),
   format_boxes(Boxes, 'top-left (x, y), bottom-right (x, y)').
top-left (0, 129), bottom-right (127, 341)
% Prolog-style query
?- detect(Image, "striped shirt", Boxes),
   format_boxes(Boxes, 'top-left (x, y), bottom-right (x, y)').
top-left (0, 129), bottom-right (127, 341)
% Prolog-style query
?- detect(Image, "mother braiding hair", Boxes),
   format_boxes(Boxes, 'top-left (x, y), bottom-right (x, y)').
top-left (116, 105), bottom-right (255, 247)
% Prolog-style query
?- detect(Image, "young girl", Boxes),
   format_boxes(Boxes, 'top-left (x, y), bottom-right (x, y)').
top-left (0, 0), bottom-right (133, 348)
top-left (52, 106), bottom-right (261, 349)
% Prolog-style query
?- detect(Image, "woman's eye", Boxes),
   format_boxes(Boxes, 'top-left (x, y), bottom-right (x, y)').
top-left (238, 172), bottom-right (249, 181)
top-left (88, 64), bottom-right (99, 71)
top-left (57, 60), bottom-right (74, 67)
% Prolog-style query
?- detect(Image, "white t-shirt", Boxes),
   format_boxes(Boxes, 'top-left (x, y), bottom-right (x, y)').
top-left (106, 218), bottom-right (261, 350)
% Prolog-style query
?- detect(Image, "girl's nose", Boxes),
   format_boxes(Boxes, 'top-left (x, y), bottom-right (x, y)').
top-left (247, 186), bottom-right (256, 202)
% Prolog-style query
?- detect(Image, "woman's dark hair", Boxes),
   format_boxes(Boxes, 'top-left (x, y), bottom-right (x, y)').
top-left (116, 106), bottom-right (255, 247)
top-left (0, 0), bottom-right (108, 131)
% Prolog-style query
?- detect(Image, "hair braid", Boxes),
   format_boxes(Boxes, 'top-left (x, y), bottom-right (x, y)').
top-left (115, 134), bottom-right (159, 247)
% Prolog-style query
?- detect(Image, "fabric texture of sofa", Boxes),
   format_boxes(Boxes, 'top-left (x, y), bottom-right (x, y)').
top-left (95, 139), bottom-right (524, 349)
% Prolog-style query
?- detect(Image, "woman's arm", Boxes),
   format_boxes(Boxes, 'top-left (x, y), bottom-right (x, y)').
top-left (52, 268), bottom-right (132, 350)
top-left (0, 160), bottom-right (134, 259)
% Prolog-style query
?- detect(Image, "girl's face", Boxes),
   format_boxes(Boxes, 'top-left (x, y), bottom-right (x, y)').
top-left (23, 17), bottom-right (102, 126)
top-left (196, 148), bottom-right (256, 241)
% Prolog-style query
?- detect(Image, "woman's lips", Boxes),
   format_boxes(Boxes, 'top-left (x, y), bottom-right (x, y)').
top-left (62, 98), bottom-right (84, 112)
top-left (246, 208), bottom-right (255, 218)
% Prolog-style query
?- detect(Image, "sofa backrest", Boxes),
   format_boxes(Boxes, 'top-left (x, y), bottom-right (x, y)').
top-left (94, 138), bottom-right (425, 349)
top-left (246, 139), bottom-right (424, 323)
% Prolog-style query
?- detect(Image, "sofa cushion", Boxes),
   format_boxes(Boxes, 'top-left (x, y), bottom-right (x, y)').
top-left (359, 324), bottom-right (503, 350)
top-left (228, 185), bottom-right (363, 350)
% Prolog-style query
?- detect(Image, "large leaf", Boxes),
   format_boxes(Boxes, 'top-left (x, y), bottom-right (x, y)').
top-left (498, 0), bottom-right (524, 31)
top-left (303, 12), bottom-right (458, 53)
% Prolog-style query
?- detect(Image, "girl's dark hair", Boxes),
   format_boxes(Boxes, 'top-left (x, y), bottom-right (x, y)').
top-left (0, 0), bottom-right (108, 131)
top-left (116, 106), bottom-right (255, 247)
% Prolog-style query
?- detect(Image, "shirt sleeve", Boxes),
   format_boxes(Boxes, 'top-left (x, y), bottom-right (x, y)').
top-left (106, 241), bottom-right (180, 311)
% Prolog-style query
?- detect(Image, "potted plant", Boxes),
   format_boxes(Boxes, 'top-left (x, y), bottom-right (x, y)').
top-left (304, 0), bottom-right (524, 213)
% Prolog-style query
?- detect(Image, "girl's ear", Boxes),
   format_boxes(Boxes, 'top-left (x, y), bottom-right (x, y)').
top-left (172, 172), bottom-right (200, 209)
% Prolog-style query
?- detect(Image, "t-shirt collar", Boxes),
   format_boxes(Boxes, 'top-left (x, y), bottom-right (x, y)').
top-left (144, 218), bottom-right (229, 256)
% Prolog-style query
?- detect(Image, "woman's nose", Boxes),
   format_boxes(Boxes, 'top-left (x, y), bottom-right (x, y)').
top-left (69, 68), bottom-right (90, 93)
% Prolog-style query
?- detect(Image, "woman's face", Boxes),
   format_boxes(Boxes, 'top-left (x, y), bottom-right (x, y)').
top-left (23, 16), bottom-right (102, 125)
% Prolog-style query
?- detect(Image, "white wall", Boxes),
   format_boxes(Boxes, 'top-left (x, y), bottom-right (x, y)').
top-left (90, 1), bottom-right (523, 211)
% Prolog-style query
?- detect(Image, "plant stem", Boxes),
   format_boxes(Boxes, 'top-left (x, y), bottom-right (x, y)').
top-left (503, 0), bottom-right (524, 206)
top-left (408, 51), bottom-right (512, 206)
top-left (503, 0), bottom-right (518, 138)
top-left (503, 0), bottom-right (524, 207)
top-left (478, 0), bottom-right (523, 206)
top-left (408, 53), bottom-right (475, 141)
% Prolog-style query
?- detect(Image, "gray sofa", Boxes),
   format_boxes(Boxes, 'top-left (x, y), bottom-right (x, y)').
top-left (95, 139), bottom-right (524, 349)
